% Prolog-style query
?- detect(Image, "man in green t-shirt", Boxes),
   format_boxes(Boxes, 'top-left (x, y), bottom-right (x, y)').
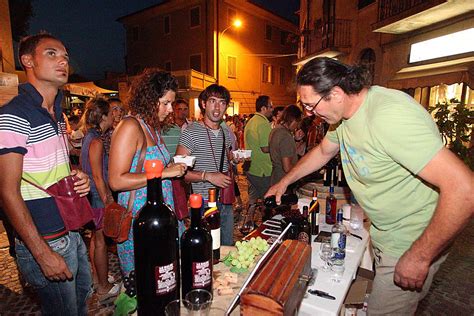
top-left (244, 95), bottom-right (273, 205)
top-left (267, 57), bottom-right (474, 314)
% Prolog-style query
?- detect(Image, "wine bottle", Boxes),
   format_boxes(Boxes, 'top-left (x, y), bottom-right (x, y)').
top-left (325, 184), bottom-right (337, 225)
top-left (264, 193), bottom-right (298, 208)
top-left (181, 194), bottom-right (213, 299)
top-left (309, 189), bottom-right (319, 236)
top-left (203, 188), bottom-right (220, 264)
top-left (298, 206), bottom-right (311, 244)
top-left (134, 160), bottom-right (180, 315)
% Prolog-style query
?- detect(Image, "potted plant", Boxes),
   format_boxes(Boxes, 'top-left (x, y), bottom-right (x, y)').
top-left (429, 98), bottom-right (473, 170)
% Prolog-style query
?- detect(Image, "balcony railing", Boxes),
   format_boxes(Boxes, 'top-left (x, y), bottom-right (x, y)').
top-left (378, 0), bottom-right (430, 21)
top-left (300, 19), bottom-right (352, 58)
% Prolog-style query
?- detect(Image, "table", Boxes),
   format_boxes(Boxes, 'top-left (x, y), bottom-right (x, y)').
top-left (297, 198), bottom-right (372, 316)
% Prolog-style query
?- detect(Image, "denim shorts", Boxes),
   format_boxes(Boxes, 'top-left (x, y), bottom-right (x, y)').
top-left (15, 232), bottom-right (92, 316)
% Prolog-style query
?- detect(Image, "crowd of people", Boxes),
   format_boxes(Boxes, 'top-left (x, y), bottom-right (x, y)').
top-left (0, 31), bottom-right (472, 316)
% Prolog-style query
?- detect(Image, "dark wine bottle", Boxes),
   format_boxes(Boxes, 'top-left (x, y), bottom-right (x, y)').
top-left (133, 160), bottom-right (180, 316)
top-left (309, 189), bottom-right (320, 236)
top-left (181, 194), bottom-right (213, 299)
top-left (203, 188), bottom-right (220, 264)
top-left (325, 184), bottom-right (337, 225)
top-left (264, 193), bottom-right (298, 208)
top-left (298, 206), bottom-right (311, 244)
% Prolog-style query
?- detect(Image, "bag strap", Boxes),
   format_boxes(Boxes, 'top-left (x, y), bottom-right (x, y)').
top-left (21, 177), bottom-right (55, 197)
top-left (219, 127), bottom-right (226, 173)
top-left (126, 117), bottom-right (148, 214)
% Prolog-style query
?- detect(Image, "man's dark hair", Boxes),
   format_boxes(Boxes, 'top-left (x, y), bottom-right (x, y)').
top-left (174, 98), bottom-right (189, 107)
top-left (198, 84), bottom-right (231, 112)
top-left (256, 95), bottom-right (270, 112)
top-left (279, 104), bottom-right (302, 126)
top-left (296, 57), bottom-right (372, 96)
top-left (18, 32), bottom-right (63, 70)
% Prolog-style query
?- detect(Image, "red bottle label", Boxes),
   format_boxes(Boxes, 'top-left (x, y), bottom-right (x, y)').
top-left (155, 261), bottom-right (177, 295)
top-left (192, 260), bottom-right (212, 288)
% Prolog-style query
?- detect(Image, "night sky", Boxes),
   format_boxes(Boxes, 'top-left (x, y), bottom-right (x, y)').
top-left (27, 0), bottom-right (299, 80)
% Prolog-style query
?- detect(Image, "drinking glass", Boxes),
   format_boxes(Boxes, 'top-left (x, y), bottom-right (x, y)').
top-left (350, 204), bottom-right (364, 230)
top-left (319, 242), bottom-right (332, 271)
top-left (183, 289), bottom-right (213, 315)
top-left (165, 300), bottom-right (181, 316)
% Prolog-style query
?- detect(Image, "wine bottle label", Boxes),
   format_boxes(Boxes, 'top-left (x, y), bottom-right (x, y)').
top-left (315, 213), bottom-right (319, 225)
top-left (154, 261), bottom-right (177, 295)
top-left (331, 233), bottom-right (340, 249)
top-left (192, 260), bottom-right (212, 288)
top-left (211, 228), bottom-right (221, 250)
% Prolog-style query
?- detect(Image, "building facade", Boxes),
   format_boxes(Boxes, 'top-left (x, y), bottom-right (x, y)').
top-left (296, 0), bottom-right (474, 109)
top-left (118, 0), bottom-right (298, 116)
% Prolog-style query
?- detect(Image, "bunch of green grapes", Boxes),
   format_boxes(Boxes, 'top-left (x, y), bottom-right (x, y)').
top-left (223, 237), bottom-right (269, 273)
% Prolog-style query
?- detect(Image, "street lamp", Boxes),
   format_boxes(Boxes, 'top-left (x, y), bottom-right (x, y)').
top-left (221, 19), bottom-right (243, 36)
top-left (217, 19), bottom-right (242, 83)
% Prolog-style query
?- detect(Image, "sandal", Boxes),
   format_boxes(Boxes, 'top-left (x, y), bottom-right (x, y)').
top-left (97, 282), bottom-right (121, 304)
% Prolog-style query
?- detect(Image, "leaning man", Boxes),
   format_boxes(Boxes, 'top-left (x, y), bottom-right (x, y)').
top-left (267, 57), bottom-right (474, 315)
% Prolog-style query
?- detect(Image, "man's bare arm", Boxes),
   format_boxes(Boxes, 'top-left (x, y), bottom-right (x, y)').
top-left (0, 153), bottom-right (72, 280)
top-left (394, 148), bottom-right (474, 290)
top-left (265, 137), bottom-right (339, 203)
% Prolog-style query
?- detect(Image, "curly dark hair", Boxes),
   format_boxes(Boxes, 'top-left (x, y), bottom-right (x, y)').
top-left (128, 68), bottom-right (178, 128)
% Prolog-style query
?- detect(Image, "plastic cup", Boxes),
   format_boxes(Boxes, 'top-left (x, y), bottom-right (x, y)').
top-left (350, 204), bottom-right (364, 230)
top-left (330, 264), bottom-right (345, 283)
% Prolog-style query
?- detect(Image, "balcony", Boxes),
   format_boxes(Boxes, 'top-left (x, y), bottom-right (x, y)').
top-left (297, 19), bottom-right (352, 65)
top-left (373, 0), bottom-right (472, 34)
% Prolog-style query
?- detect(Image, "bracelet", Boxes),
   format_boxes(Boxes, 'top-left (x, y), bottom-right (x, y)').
top-left (201, 171), bottom-right (206, 181)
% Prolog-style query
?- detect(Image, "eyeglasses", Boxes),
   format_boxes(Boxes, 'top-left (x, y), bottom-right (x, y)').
top-left (299, 94), bottom-right (326, 112)
top-left (207, 97), bottom-right (227, 107)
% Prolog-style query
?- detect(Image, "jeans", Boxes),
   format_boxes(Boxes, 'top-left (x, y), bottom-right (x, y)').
top-left (246, 172), bottom-right (271, 205)
top-left (15, 232), bottom-right (92, 316)
top-left (218, 203), bottom-right (234, 246)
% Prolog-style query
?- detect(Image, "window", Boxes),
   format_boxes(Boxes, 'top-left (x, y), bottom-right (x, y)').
top-left (265, 24), bottom-right (272, 41)
top-left (190, 6), bottom-right (201, 28)
top-left (131, 26), bottom-right (140, 42)
top-left (227, 8), bottom-right (236, 26)
top-left (358, 0), bottom-right (375, 9)
top-left (262, 64), bottom-right (273, 83)
top-left (190, 54), bottom-right (202, 72)
top-left (227, 56), bottom-right (237, 79)
top-left (164, 16), bottom-right (170, 34)
top-left (280, 31), bottom-right (288, 46)
top-left (164, 61), bottom-right (171, 72)
top-left (279, 67), bottom-right (285, 85)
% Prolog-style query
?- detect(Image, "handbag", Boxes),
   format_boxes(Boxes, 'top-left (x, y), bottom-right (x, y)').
top-left (22, 175), bottom-right (95, 232)
top-left (171, 179), bottom-right (189, 220)
top-left (103, 124), bottom-right (147, 243)
top-left (218, 129), bottom-right (235, 205)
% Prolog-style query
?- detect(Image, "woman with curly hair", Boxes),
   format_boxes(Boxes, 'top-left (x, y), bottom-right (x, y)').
top-left (108, 69), bottom-right (187, 276)
top-left (80, 97), bottom-right (120, 302)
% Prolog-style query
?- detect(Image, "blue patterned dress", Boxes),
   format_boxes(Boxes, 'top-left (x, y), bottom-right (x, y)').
top-left (116, 144), bottom-right (174, 276)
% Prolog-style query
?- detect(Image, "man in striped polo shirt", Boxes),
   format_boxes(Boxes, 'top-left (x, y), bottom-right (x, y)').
top-left (176, 84), bottom-right (235, 246)
top-left (0, 33), bottom-right (92, 315)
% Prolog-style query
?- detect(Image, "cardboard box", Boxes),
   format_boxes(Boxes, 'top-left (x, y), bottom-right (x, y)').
top-left (342, 268), bottom-right (375, 315)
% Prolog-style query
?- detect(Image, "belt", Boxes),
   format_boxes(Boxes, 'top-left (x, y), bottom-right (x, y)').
top-left (42, 228), bottom-right (68, 241)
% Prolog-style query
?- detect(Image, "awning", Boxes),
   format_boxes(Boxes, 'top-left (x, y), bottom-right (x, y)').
top-left (63, 82), bottom-right (118, 97)
top-left (387, 56), bottom-right (474, 90)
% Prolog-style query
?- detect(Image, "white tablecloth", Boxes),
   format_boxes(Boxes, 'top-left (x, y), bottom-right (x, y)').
top-left (297, 198), bottom-right (373, 316)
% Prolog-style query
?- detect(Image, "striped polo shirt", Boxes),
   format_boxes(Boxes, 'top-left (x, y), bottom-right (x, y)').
top-left (0, 83), bottom-right (69, 235)
top-left (178, 121), bottom-right (231, 201)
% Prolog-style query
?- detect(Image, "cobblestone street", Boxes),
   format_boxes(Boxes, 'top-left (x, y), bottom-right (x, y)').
top-left (1, 175), bottom-right (473, 315)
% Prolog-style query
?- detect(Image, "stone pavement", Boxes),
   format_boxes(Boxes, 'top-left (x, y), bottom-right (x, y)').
top-left (0, 175), bottom-right (472, 315)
